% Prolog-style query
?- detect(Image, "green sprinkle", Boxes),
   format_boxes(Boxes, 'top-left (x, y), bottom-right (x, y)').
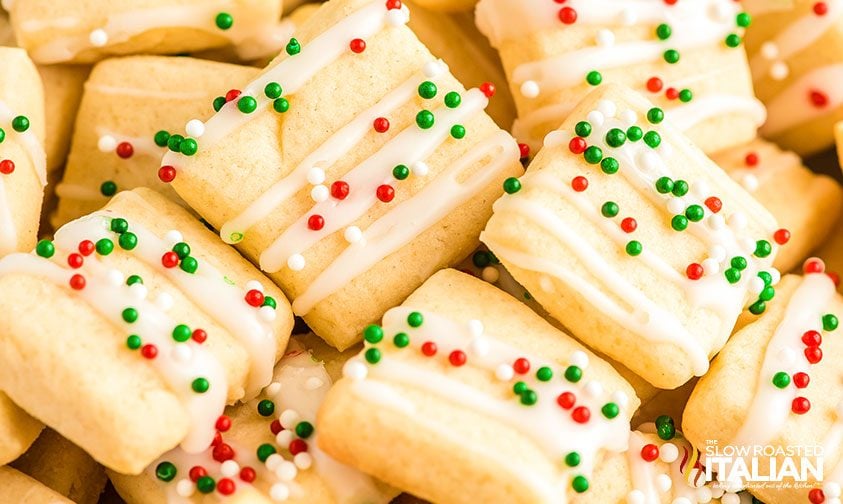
top-left (256, 443), bottom-right (276, 462)
top-left (286, 38), bottom-right (301, 55)
top-left (601, 402), bottom-right (619, 419)
top-left (393, 332), bottom-right (410, 348)
top-left (155, 461), bottom-right (177, 482)
top-left (392, 164), bottom-right (409, 180)
top-left (96, 238), bottom-right (114, 256)
top-left (212, 97), bottom-right (226, 112)
top-left (672, 180), bottom-right (689, 197)
top-left (407, 312), bottom-right (424, 327)
top-left (503, 177), bottom-right (522, 194)
top-left (444, 92), bottom-right (461, 108)
top-left (450, 125), bottom-right (466, 139)
top-left (520, 389), bottom-right (538, 406)
top-left (122, 308), bottom-right (138, 323)
top-left (215, 12), bottom-right (233, 30)
top-left (473, 251), bottom-right (492, 268)
top-left (685, 205), bottom-right (704, 222)
top-left (655, 177), bottom-right (674, 194)
top-left (565, 452), bottom-right (581, 467)
top-left (754, 240), bottom-right (772, 258)
top-left (643, 131), bottom-right (661, 148)
top-left (118, 232), bottom-right (138, 250)
top-left (178, 137), bottom-right (197, 156)
top-left (679, 89), bottom-right (693, 103)
top-left (758, 271), bottom-right (772, 286)
top-left (536, 367), bottom-right (553, 381)
top-left (583, 145), bottom-right (603, 164)
top-left (656, 23), bottom-right (672, 40)
top-left (601, 157), bottom-right (619, 175)
top-left (759, 286), bottom-right (775, 302)
top-left (574, 121), bottom-right (592, 138)
top-left (725, 268), bottom-right (741, 284)
top-left (749, 300), bottom-right (766, 315)
top-left (295, 421), bottom-right (314, 438)
top-left (772, 372), bottom-right (790, 389)
top-left (418, 81), bottom-right (437, 99)
top-left (11, 115), bottom-right (29, 133)
top-left (100, 180), bottom-right (118, 197)
top-left (273, 98), bottom-right (290, 113)
top-left (110, 218), bottom-right (129, 234)
top-left (671, 215), bottom-right (688, 232)
top-left (0, 128), bottom-right (5, 143)
top-left (586, 70), bottom-right (602, 86)
top-left (365, 347), bottom-right (381, 364)
top-left (416, 110), bottom-right (435, 129)
top-left (257, 399), bottom-right (275, 417)
top-left (657, 422), bottom-right (676, 440)
top-left (656, 415), bottom-right (674, 428)
top-left (601, 201), bottom-right (619, 218)
top-left (663, 49), bottom-right (680, 64)
top-left (564, 365), bottom-right (582, 383)
top-left (172, 324), bottom-right (191, 342)
top-left (823, 314), bottom-right (839, 331)
top-left (513, 381), bottom-right (528, 395)
top-left (171, 242), bottom-right (190, 259)
top-left (196, 476), bottom-right (215, 494)
top-left (647, 108), bottom-right (665, 125)
top-left (167, 134), bottom-right (183, 153)
top-left (126, 334), bottom-right (141, 350)
top-left (572, 475), bottom-right (589, 493)
top-left (364, 324), bottom-right (384, 344)
top-left (237, 96), bottom-right (257, 114)
top-left (191, 377), bottom-right (209, 393)
top-left (731, 256), bottom-right (747, 271)
top-left (264, 82), bottom-right (283, 99)
top-left (626, 240), bottom-right (643, 256)
top-left (737, 12), bottom-right (752, 28)
top-left (627, 126), bottom-right (643, 142)
top-left (725, 33), bottom-right (741, 48)
top-left (605, 128), bottom-right (626, 148)
top-left (36, 239), bottom-right (55, 258)
top-left (126, 275), bottom-right (143, 286)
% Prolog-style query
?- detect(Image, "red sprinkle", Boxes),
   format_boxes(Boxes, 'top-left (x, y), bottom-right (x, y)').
top-left (803, 258), bottom-right (825, 274)
top-left (239, 467), bottom-right (257, 483)
top-left (641, 444), bottom-right (660, 462)
top-left (686, 263), bottom-right (704, 280)
top-left (665, 87), bottom-right (679, 100)
top-left (213, 442), bottom-right (236, 462)
top-left (810, 90), bottom-right (829, 107)
top-left (793, 372), bottom-right (810, 389)
top-left (289, 439), bottom-right (308, 455)
top-left (192, 329), bottom-right (207, 343)
top-left (78, 240), bottom-right (95, 256)
top-left (773, 228), bottom-right (791, 245)
top-left (385, 0), bottom-right (402, 9)
top-left (745, 152), bottom-right (759, 166)
top-left (801, 330), bottom-right (822, 347)
top-left (67, 253), bottom-right (84, 269)
top-left (792, 396), bottom-right (811, 414)
top-left (161, 251), bottom-right (179, 268)
top-left (518, 143), bottom-right (530, 159)
top-left (211, 431), bottom-right (222, 447)
top-left (704, 197), bottom-right (722, 213)
top-left (558, 6), bottom-right (577, 24)
top-left (421, 341), bottom-right (437, 356)
top-left (225, 89), bottom-right (242, 103)
top-left (373, 117), bottom-right (390, 133)
top-left (307, 214), bottom-right (325, 231)
top-left (331, 181), bottom-right (350, 200)
top-left (116, 142), bottom-right (134, 159)
top-left (189, 466), bottom-right (207, 482)
top-left (216, 415), bottom-right (232, 432)
top-left (556, 392), bottom-right (576, 409)
top-left (245, 289), bottom-right (264, 307)
top-left (217, 478), bottom-right (236, 496)
top-left (141, 344), bottom-right (158, 359)
top-left (69, 274), bottom-right (86, 290)
top-left (804, 346), bottom-right (823, 364)
top-left (158, 165), bottom-right (177, 183)
top-left (646, 77), bottom-right (663, 93)
top-left (571, 176), bottom-right (588, 192)
top-left (814, 2), bottom-right (829, 16)
top-left (0, 159), bottom-right (14, 175)
top-left (620, 217), bottom-right (637, 233)
top-left (270, 419), bottom-right (284, 435)
top-left (480, 82), bottom-right (496, 98)
top-left (572, 406), bottom-right (590, 423)
top-left (376, 184), bottom-right (395, 203)
top-left (513, 357), bottom-right (530, 374)
top-left (664, 0), bottom-right (678, 4)
top-left (569, 137), bottom-right (587, 154)
top-left (448, 350), bottom-right (467, 367)
top-left (349, 38), bottom-right (366, 53)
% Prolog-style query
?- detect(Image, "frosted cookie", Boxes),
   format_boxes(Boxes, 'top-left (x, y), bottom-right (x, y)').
top-left (11, 428), bottom-right (107, 504)
top-left (0, 47), bottom-right (47, 256)
top-left (745, 0), bottom-right (843, 156)
top-left (110, 334), bottom-right (397, 503)
top-left (53, 56), bottom-right (258, 228)
top-left (0, 188), bottom-right (294, 474)
top-left (710, 139), bottom-right (843, 273)
top-left (0, 466), bottom-right (73, 503)
top-left (683, 265), bottom-right (843, 504)
top-left (8, 0), bottom-right (286, 64)
top-left (318, 268), bottom-right (639, 503)
top-left (459, 247), bottom-right (659, 403)
top-left (482, 84), bottom-right (782, 389)
top-left (405, 1), bottom-right (516, 129)
top-left (158, 0), bottom-right (523, 350)
top-left (0, 391), bottom-right (43, 466)
top-left (475, 0), bottom-right (765, 156)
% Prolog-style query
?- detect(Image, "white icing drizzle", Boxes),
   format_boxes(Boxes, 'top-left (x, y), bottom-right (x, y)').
top-left (0, 241), bottom-right (226, 453)
top-left (292, 130), bottom-right (516, 315)
top-left (347, 306), bottom-right (632, 502)
top-left (760, 63), bottom-right (843, 137)
top-left (260, 87), bottom-right (489, 272)
top-left (56, 212), bottom-right (278, 397)
top-left (95, 128), bottom-right (165, 159)
top-left (25, 2), bottom-right (286, 64)
top-left (730, 273), bottom-right (836, 447)
top-left (748, 0), bottom-right (843, 81)
top-left (0, 176), bottom-right (16, 255)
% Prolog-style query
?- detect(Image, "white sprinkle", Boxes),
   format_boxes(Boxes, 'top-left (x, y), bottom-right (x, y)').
top-left (495, 364), bottom-right (514, 381)
top-left (611, 390), bottom-right (629, 408)
top-left (185, 119), bottom-right (205, 138)
top-left (279, 409), bottom-right (300, 426)
top-left (620, 109), bottom-right (637, 126)
top-left (586, 110), bottom-right (605, 127)
top-left (741, 173), bottom-right (759, 192)
top-left (520, 80), bottom-right (540, 98)
top-left (106, 269), bottom-right (124, 286)
top-left (770, 62), bottom-right (789, 80)
top-left (259, 305), bottom-right (277, 322)
top-left (270, 483), bottom-right (290, 501)
top-left (740, 237), bottom-right (756, 254)
top-left (344, 226), bottom-right (363, 244)
top-left (584, 381), bottom-right (603, 398)
top-left (596, 29), bottom-right (615, 47)
top-left (411, 161), bottom-right (430, 177)
top-left (172, 345), bottom-right (192, 363)
top-left (176, 479), bottom-right (195, 497)
top-left (702, 258), bottom-right (720, 276)
top-left (727, 212), bottom-right (747, 230)
top-left (543, 130), bottom-right (567, 148)
top-left (626, 490), bottom-right (645, 504)
top-left (305, 377), bottom-right (324, 390)
top-left (265, 453), bottom-right (284, 471)
top-left (696, 486), bottom-right (713, 504)
top-left (769, 268), bottom-right (781, 285)
top-left (710, 245), bottom-right (726, 262)
top-left (311, 184), bottom-right (329, 202)
top-left (386, 7), bottom-right (409, 26)
top-left (245, 280), bottom-right (264, 292)
top-left (423, 61), bottom-right (445, 78)
top-left (660, 442), bottom-right (679, 463)
top-left (293, 452), bottom-right (312, 470)
top-left (667, 197), bottom-right (685, 215)
top-left (708, 214), bottom-right (725, 230)
top-left (129, 283), bottom-right (148, 301)
top-left (343, 359), bottom-right (368, 380)
top-left (89, 29), bottom-right (108, 47)
top-left (306, 167), bottom-right (325, 185)
top-left (761, 42), bottom-right (779, 60)
top-left (220, 460), bottom-right (240, 477)
top-left (275, 430), bottom-right (294, 446)
top-left (276, 461), bottom-right (297, 482)
top-left (656, 474), bottom-right (672, 492)
top-left (155, 292), bottom-right (174, 311)
top-left (597, 99), bottom-right (617, 118)
top-left (97, 135), bottom-right (117, 152)
top-left (825, 483), bottom-right (842, 499)
top-left (481, 266), bottom-right (499, 283)
top-left (749, 277), bottom-right (765, 294)
top-left (287, 254), bottom-right (305, 271)
top-left (265, 381), bottom-right (282, 396)
top-left (468, 319), bottom-right (484, 338)
top-left (570, 350), bottom-right (589, 369)
top-left (164, 230), bottom-right (183, 245)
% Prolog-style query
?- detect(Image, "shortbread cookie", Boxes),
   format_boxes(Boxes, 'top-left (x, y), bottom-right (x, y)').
top-left (158, 0), bottom-right (523, 350)
top-left (0, 392), bottom-right (43, 466)
top-left (475, 0), bottom-right (765, 155)
top-left (0, 188), bottom-right (294, 474)
top-left (318, 268), bottom-right (639, 503)
top-left (746, 0), bottom-right (843, 155)
top-left (9, 0), bottom-right (285, 64)
top-left (53, 56), bottom-right (258, 228)
top-left (405, 1), bottom-right (516, 129)
top-left (0, 466), bottom-right (73, 503)
top-left (0, 47), bottom-right (47, 256)
top-left (11, 428), bottom-right (107, 504)
top-left (110, 334), bottom-right (398, 504)
top-left (683, 265), bottom-right (843, 504)
top-left (482, 84), bottom-right (782, 389)
top-left (459, 247), bottom-right (659, 402)
top-left (710, 139), bottom-right (843, 273)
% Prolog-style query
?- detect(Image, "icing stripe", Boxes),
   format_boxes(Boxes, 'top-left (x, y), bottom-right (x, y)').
top-left (0, 177), bottom-right (16, 255)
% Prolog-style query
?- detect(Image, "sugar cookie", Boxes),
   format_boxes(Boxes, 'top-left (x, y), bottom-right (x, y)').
top-left (0, 465), bottom-right (73, 503)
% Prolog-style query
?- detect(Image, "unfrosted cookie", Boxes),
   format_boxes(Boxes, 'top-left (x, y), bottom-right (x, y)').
top-left (11, 428), bottom-right (107, 504)
top-left (53, 56), bottom-right (258, 228)
top-left (683, 265), bottom-right (843, 504)
top-left (8, 0), bottom-right (285, 64)
top-left (404, 1), bottom-right (516, 130)
top-left (0, 391), bottom-right (43, 466)
top-left (318, 268), bottom-right (639, 503)
top-left (710, 139), bottom-right (842, 273)
top-left (0, 47), bottom-right (46, 256)
top-left (746, 0), bottom-right (843, 156)
top-left (110, 335), bottom-right (398, 503)
top-left (409, 0), bottom-right (476, 12)
top-left (475, 0), bottom-right (764, 156)
top-left (157, 0), bottom-right (523, 350)
top-left (482, 84), bottom-right (782, 389)
top-left (0, 465), bottom-right (73, 503)
top-left (0, 188), bottom-right (294, 474)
